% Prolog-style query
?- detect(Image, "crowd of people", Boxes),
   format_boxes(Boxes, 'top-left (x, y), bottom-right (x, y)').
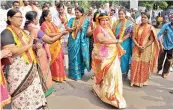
top-left (0, 0), bottom-right (173, 109)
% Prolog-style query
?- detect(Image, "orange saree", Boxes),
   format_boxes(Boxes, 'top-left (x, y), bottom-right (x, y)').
top-left (41, 21), bottom-right (66, 82)
top-left (130, 24), bottom-right (160, 87)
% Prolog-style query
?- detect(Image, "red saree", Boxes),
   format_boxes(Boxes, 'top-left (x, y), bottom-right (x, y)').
top-left (41, 21), bottom-right (66, 82)
top-left (130, 24), bottom-right (160, 87)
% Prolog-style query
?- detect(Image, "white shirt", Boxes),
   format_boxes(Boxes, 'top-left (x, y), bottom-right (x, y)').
top-left (53, 12), bottom-right (69, 53)
top-left (111, 15), bottom-right (118, 27)
top-left (20, 6), bottom-right (32, 29)
top-left (0, 8), bottom-right (7, 33)
top-left (136, 16), bottom-right (141, 25)
top-left (50, 6), bottom-right (58, 17)
top-left (67, 13), bottom-right (75, 21)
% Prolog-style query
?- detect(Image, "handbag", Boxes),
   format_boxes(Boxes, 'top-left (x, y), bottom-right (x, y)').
top-left (1, 57), bottom-right (12, 65)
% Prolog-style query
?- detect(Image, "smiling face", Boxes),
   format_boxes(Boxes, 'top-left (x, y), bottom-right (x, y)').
top-left (118, 10), bottom-right (126, 20)
top-left (75, 10), bottom-right (83, 19)
top-left (67, 8), bottom-right (72, 14)
top-left (99, 17), bottom-right (109, 28)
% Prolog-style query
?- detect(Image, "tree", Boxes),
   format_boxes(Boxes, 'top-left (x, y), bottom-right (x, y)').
top-left (157, 1), bottom-right (168, 10)
top-left (79, 1), bottom-right (92, 12)
top-left (166, 1), bottom-right (173, 8)
top-left (139, 1), bottom-right (154, 10)
top-left (139, 1), bottom-right (168, 10)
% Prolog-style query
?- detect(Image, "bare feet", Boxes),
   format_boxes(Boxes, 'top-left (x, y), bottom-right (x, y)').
top-left (162, 73), bottom-right (168, 79)
top-left (169, 90), bottom-right (173, 94)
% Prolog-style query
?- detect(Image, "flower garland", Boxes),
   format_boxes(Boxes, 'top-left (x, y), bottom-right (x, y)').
top-left (7, 25), bottom-right (37, 64)
top-left (59, 14), bottom-right (68, 25)
top-left (71, 18), bottom-right (77, 39)
top-left (112, 19), bottom-right (127, 40)
top-left (71, 16), bottom-right (85, 39)
top-left (44, 21), bottom-right (60, 33)
top-left (43, 21), bottom-right (61, 64)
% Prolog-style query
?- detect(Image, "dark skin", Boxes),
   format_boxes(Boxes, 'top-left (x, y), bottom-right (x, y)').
top-left (132, 14), bottom-right (154, 53)
top-left (159, 13), bottom-right (173, 51)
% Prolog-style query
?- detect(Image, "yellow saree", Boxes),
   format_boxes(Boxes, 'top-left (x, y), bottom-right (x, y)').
top-left (92, 26), bottom-right (126, 108)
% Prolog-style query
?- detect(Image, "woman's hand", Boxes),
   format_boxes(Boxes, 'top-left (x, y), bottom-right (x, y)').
top-left (72, 27), bottom-right (77, 31)
top-left (138, 46), bottom-right (144, 53)
top-left (116, 39), bottom-right (123, 44)
top-left (62, 30), bottom-right (69, 35)
top-left (160, 43), bottom-right (165, 51)
top-left (76, 25), bottom-right (82, 30)
top-left (36, 43), bottom-right (42, 49)
top-left (1, 49), bottom-right (12, 58)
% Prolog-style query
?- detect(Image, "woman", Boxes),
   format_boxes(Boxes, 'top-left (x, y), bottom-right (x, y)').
top-left (66, 7), bottom-right (91, 80)
top-left (0, 49), bottom-right (11, 109)
top-left (130, 12), bottom-right (160, 87)
top-left (87, 12), bottom-right (100, 69)
top-left (112, 8), bottom-right (134, 75)
top-left (40, 10), bottom-right (68, 82)
top-left (1, 9), bottom-right (47, 109)
top-left (25, 11), bottom-right (67, 96)
top-left (92, 13), bottom-right (126, 108)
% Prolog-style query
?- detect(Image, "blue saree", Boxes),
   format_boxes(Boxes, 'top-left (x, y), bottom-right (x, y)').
top-left (68, 18), bottom-right (91, 80)
top-left (113, 19), bottom-right (134, 73)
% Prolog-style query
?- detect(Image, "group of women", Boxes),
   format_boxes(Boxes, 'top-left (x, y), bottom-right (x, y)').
top-left (0, 6), bottom-right (160, 109)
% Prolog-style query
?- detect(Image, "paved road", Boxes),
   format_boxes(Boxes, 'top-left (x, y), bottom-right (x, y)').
top-left (47, 28), bottom-right (173, 109)
top-left (47, 69), bottom-right (173, 109)
top-left (4, 28), bottom-right (173, 109)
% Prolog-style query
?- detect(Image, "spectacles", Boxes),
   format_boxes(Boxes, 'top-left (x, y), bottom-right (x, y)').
top-left (13, 16), bottom-right (24, 19)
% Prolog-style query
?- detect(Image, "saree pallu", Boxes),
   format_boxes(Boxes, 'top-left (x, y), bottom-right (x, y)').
top-left (113, 20), bottom-right (134, 73)
top-left (130, 25), bottom-right (160, 87)
top-left (41, 22), bottom-right (66, 82)
top-left (68, 18), bottom-right (91, 80)
top-left (0, 69), bottom-right (11, 109)
top-left (37, 46), bottom-right (54, 96)
top-left (7, 56), bottom-right (47, 109)
top-left (28, 24), bottom-right (53, 96)
top-left (92, 44), bottom-right (126, 108)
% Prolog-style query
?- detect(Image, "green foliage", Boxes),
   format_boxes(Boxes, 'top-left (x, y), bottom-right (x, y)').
top-left (157, 2), bottom-right (168, 10)
top-left (139, 1), bottom-right (154, 10)
top-left (78, 1), bottom-right (92, 12)
top-left (166, 1), bottom-right (173, 8)
top-left (139, 1), bottom-right (168, 10)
